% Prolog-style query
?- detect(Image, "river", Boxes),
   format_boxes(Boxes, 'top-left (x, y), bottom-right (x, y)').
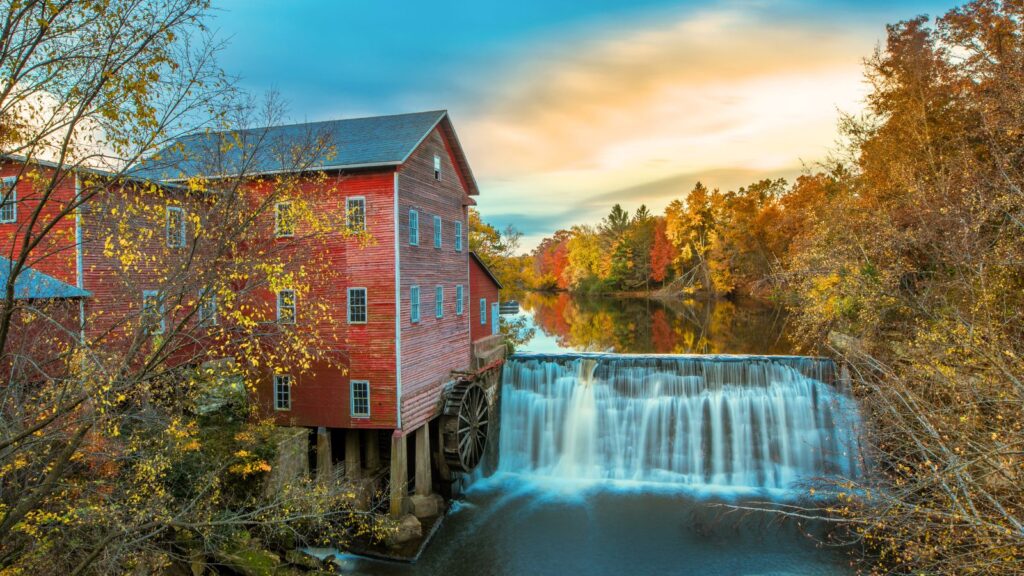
top-left (338, 294), bottom-right (857, 576)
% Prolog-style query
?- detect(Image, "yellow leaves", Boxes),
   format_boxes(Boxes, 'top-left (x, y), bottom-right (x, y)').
top-left (11, 455), bottom-right (30, 471)
top-left (229, 453), bottom-right (271, 477)
top-left (186, 176), bottom-right (207, 193)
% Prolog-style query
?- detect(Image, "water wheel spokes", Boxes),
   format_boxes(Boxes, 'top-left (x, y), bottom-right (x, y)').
top-left (441, 380), bottom-right (490, 473)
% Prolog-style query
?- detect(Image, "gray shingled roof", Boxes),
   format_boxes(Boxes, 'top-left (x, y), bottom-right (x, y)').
top-left (132, 110), bottom-right (453, 181)
top-left (0, 256), bottom-right (90, 299)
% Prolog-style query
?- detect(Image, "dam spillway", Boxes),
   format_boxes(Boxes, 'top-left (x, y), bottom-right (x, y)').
top-left (497, 353), bottom-right (861, 492)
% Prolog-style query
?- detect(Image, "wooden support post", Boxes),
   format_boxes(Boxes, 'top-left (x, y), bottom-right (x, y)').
top-left (415, 424), bottom-right (432, 497)
top-left (316, 427), bottom-right (332, 482)
top-left (364, 430), bottom-right (381, 471)
top-left (389, 433), bottom-right (408, 517)
top-left (345, 430), bottom-right (361, 479)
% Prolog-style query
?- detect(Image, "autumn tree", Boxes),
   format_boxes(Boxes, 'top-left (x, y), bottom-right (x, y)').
top-left (564, 225), bottom-right (604, 290)
top-left (670, 181), bottom-right (719, 295)
top-left (0, 2), bottom-right (379, 574)
top-left (708, 178), bottom-right (787, 296)
top-left (785, 3), bottom-right (1024, 573)
top-left (533, 229), bottom-right (572, 290)
top-left (649, 217), bottom-right (675, 283)
top-left (468, 208), bottom-right (528, 294)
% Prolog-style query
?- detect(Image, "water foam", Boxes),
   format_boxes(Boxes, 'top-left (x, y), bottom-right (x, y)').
top-left (497, 354), bottom-right (861, 496)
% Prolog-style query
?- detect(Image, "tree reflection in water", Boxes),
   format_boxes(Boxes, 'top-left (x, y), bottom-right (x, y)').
top-left (520, 292), bottom-right (795, 355)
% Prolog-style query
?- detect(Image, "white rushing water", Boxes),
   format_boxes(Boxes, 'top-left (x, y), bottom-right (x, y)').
top-left (498, 354), bottom-right (861, 492)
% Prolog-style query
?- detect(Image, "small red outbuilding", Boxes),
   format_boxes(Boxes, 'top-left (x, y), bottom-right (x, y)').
top-left (469, 251), bottom-right (502, 344)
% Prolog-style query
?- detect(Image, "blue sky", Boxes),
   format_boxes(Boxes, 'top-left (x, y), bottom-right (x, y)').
top-left (213, 0), bottom-right (959, 249)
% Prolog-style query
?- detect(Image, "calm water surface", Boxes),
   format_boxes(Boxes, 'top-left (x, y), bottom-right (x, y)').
top-left (340, 294), bottom-right (854, 576)
top-left (516, 292), bottom-right (796, 355)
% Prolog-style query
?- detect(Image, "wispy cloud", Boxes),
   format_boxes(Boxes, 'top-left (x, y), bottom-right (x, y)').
top-left (461, 3), bottom-right (876, 248)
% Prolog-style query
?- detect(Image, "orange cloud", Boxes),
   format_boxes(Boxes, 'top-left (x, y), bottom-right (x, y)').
top-left (457, 5), bottom-right (877, 247)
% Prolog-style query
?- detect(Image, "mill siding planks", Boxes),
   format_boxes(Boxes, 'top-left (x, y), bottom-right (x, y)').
top-left (397, 127), bottom-right (472, 432)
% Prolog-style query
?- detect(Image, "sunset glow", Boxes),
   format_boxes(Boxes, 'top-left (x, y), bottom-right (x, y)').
top-left (215, 0), bottom-right (954, 247)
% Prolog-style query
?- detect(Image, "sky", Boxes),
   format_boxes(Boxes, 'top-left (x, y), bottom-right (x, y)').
top-left (213, 0), bottom-right (958, 250)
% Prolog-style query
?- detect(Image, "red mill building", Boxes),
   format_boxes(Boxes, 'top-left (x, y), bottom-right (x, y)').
top-left (0, 110), bottom-right (506, 521)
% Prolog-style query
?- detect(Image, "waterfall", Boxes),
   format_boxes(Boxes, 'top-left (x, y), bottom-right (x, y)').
top-left (498, 353), bottom-right (860, 492)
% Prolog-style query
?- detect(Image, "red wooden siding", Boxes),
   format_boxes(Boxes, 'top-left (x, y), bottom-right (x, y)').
top-left (469, 256), bottom-right (501, 343)
top-left (251, 171), bottom-right (399, 429)
top-left (397, 127), bottom-right (473, 432)
top-left (0, 161), bottom-right (78, 286)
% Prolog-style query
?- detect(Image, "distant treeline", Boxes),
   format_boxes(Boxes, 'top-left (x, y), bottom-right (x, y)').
top-left (530, 175), bottom-right (831, 299)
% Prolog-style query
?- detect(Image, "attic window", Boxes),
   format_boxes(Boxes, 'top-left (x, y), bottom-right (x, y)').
top-left (433, 155), bottom-right (441, 181)
top-left (275, 202), bottom-right (294, 238)
top-left (346, 196), bottom-right (366, 232)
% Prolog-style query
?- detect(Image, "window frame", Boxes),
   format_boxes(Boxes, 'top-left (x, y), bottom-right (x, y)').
top-left (0, 176), bottom-right (18, 223)
top-left (456, 284), bottom-right (464, 315)
top-left (142, 290), bottom-right (165, 334)
top-left (277, 289), bottom-right (297, 324)
top-left (410, 285), bottom-right (420, 323)
top-left (350, 380), bottom-right (370, 418)
top-left (273, 374), bottom-right (292, 411)
top-left (275, 201), bottom-right (294, 238)
top-left (346, 196), bottom-right (366, 232)
top-left (166, 205), bottom-right (186, 248)
top-left (435, 285), bottom-right (444, 319)
top-left (198, 288), bottom-right (218, 327)
top-left (409, 209), bottom-right (419, 246)
top-left (480, 298), bottom-right (487, 325)
top-left (347, 287), bottom-right (368, 324)
top-left (433, 215), bottom-right (442, 248)
top-left (433, 154), bottom-right (442, 181)
top-left (455, 221), bottom-right (463, 252)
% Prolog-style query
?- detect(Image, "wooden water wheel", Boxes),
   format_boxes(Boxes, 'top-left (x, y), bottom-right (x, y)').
top-left (440, 380), bottom-right (490, 473)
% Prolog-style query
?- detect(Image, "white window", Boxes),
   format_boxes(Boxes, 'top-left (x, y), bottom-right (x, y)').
top-left (456, 285), bottom-right (464, 315)
top-left (346, 196), bottom-right (366, 231)
top-left (455, 221), bottom-right (463, 252)
top-left (435, 285), bottom-right (444, 318)
top-left (409, 209), bottom-right (419, 246)
top-left (480, 298), bottom-right (487, 325)
top-left (0, 176), bottom-right (17, 223)
top-left (142, 290), bottom-right (165, 334)
top-left (273, 374), bottom-right (291, 411)
top-left (198, 288), bottom-right (217, 327)
top-left (433, 215), bottom-right (442, 248)
top-left (275, 202), bottom-right (294, 237)
top-left (347, 287), bottom-right (367, 324)
top-left (433, 154), bottom-right (442, 180)
top-left (410, 285), bottom-right (420, 323)
top-left (351, 380), bottom-right (370, 418)
top-left (277, 289), bottom-right (296, 324)
top-left (166, 206), bottom-right (185, 247)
